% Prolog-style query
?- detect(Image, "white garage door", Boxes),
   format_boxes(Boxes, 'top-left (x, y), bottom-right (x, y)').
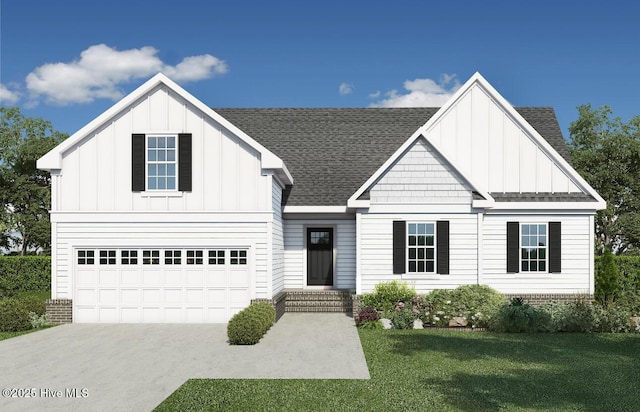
top-left (73, 247), bottom-right (251, 323)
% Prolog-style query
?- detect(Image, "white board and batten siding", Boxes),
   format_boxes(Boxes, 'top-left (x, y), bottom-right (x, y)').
top-left (283, 219), bottom-right (356, 290)
top-left (52, 84), bottom-right (271, 213)
top-left (482, 214), bottom-right (593, 295)
top-left (424, 83), bottom-right (582, 194)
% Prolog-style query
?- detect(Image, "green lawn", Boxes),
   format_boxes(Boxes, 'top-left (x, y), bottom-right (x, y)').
top-left (156, 330), bottom-right (640, 411)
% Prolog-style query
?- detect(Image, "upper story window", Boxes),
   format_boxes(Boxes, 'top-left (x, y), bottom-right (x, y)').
top-left (407, 223), bottom-right (435, 273)
top-left (521, 223), bottom-right (547, 272)
top-left (147, 135), bottom-right (177, 190)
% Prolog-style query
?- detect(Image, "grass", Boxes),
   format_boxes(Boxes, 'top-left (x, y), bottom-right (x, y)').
top-left (155, 330), bottom-right (640, 411)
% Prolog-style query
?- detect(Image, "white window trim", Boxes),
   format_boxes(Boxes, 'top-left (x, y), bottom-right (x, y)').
top-left (519, 222), bottom-right (548, 274)
top-left (406, 222), bottom-right (437, 275)
top-left (146, 134), bottom-right (178, 192)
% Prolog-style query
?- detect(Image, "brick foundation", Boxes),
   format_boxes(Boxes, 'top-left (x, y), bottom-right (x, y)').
top-left (251, 291), bottom-right (287, 322)
top-left (45, 299), bottom-right (73, 324)
top-left (505, 293), bottom-right (593, 306)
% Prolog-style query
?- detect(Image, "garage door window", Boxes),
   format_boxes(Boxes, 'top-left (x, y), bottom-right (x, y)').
top-left (209, 250), bottom-right (225, 265)
top-left (78, 250), bottom-right (95, 265)
top-left (99, 250), bottom-right (116, 265)
top-left (187, 250), bottom-right (203, 265)
top-left (230, 250), bottom-right (247, 265)
top-left (121, 250), bottom-right (138, 265)
top-left (165, 250), bottom-right (181, 265)
top-left (143, 250), bottom-right (160, 265)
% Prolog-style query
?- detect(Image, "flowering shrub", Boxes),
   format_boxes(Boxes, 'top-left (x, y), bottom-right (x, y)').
top-left (425, 285), bottom-right (506, 327)
top-left (29, 312), bottom-right (50, 329)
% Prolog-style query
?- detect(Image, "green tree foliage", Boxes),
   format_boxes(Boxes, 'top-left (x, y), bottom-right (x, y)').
top-left (568, 104), bottom-right (640, 254)
top-left (595, 248), bottom-right (619, 308)
top-left (0, 107), bottom-right (67, 255)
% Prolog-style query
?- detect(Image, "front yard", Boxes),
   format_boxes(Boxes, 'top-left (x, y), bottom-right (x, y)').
top-left (156, 329), bottom-right (640, 411)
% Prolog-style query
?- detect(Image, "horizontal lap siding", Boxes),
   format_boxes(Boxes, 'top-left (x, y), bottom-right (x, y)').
top-left (54, 221), bottom-right (269, 299)
top-left (482, 214), bottom-right (591, 294)
top-left (359, 213), bottom-right (478, 294)
top-left (272, 184), bottom-right (284, 295)
top-left (283, 220), bottom-right (356, 289)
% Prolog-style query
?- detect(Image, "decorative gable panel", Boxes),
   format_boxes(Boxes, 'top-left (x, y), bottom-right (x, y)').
top-left (370, 137), bottom-right (472, 205)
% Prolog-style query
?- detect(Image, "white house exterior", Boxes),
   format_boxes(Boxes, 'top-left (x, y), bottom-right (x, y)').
top-left (38, 72), bottom-right (605, 323)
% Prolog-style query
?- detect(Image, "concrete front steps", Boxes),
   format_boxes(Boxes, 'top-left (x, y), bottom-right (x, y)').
top-left (284, 289), bottom-right (354, 314)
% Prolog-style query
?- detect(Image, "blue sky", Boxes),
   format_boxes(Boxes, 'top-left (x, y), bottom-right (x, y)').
top-left (1, 0), bottom-right (639, 138)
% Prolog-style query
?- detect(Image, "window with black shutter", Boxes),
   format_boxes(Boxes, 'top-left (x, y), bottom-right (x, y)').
top-left (392, 221), bottom-right (406, 274)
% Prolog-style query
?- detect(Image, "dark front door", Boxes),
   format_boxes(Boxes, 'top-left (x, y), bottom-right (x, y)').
top-left (307, 228), bottom-right (333, 286)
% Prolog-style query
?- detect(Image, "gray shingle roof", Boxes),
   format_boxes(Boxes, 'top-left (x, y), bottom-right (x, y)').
top-left (215, 107), bottom-right (576, 207)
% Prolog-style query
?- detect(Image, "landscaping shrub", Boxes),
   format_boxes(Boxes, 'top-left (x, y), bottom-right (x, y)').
top-left (596, 249), bottom-right (619, 308)
top-left (388, 301), bottom-right (419, 329)
top-left (489, 298), bottom-right (541, 333)
top-left (19, 295), bottom-right (47, 316)
top-left (423, 289), bottom-right (456, 327)
top-left (424, 285), bottom-right (506, 327)
top-left (0, 299), bottom-right (31, 332)
top-left (227, 302), bottom-right (276, 345)
top-left (0, 256), bottom-right (51, 293)
top-left (595, 255), bottom-right (640, 315)
top-left (360, 280), bottom-right (416, 312)
top-left (592, 305), bottom-right (632, 333)
top-left (355, 307), bottom-right (380, 327)
top-left (29, 312), bottom-right (50, 329)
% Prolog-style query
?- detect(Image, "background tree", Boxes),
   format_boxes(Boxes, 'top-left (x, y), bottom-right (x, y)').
top-left (568, 104), bottom-right (640, 255)
top-left (0, 107), bottom-right (67, 255)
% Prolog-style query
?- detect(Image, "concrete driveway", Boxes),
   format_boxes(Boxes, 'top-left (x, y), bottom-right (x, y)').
top-left (0, 313), bottom-right (369, 412)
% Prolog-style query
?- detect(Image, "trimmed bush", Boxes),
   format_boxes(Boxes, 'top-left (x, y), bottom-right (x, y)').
top-left (0, 299), bottom-right (31, 332)
top-left (20, 295), bottom-right (47, 316)
top-left (360, 280), bottom-right (416, 312)
top-left (227, 302), bottom-right (276, 345)
top-left (0, 256), bottom-right (51, 294)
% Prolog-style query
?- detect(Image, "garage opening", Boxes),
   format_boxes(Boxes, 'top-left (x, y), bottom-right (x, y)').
top-left (74, 247), bottom-right (251, 323)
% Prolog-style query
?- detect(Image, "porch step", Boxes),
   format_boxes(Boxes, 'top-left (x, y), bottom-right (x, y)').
top-left (284, 290), bottom-right (353, 314)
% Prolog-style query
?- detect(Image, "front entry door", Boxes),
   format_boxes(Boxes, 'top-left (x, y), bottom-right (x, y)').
top-left (307, 228), bottom-right (333, 286)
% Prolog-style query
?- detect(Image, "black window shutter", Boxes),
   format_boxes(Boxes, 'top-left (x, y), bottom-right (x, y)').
top-left (178, 133), bottom-right (192, 192)
top-left (437, 221), bottom-right (450, 274)
top-left (131, 134), bottom-right (146, 191)
top-left (549, 222), bottom-right (562, 273)
top-left (506, 222), bottom-right (520, 273)
top-left (392, 221), bottom-right (406, 274)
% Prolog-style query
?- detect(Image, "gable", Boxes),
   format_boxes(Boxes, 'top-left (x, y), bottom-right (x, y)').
top-left (369, 137), bottom-right (472, 205)
top-left (423, 82), bottom-right (581, 194)
top-left (37, 74), bottom-right (291, 212)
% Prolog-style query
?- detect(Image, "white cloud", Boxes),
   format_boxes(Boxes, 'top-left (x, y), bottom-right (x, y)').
top-left (339, 82), bottom-right (353, 96)
top-left (25, 44), bottom-right (228, 106)
top-left (0, 84), bottom-right (20, 105)
top-left (368, 91), bottom-right (381, 98)
top-left (370, 73), bottom-right (461, 107)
